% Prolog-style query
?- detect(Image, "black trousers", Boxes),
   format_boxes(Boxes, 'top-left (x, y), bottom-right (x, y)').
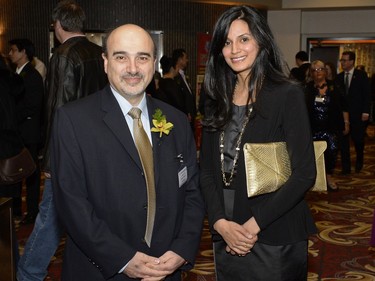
top-left (214, 240), bottom-right (308, 281)
top-left (340, 121), bottom-right (367, 173)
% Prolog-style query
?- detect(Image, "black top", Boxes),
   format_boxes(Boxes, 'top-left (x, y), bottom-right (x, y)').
top-left (223, 104), bottom-right (247, 172)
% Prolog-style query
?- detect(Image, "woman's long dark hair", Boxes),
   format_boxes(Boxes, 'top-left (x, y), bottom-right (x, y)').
top-left (203, 5), bottom-right (289, 130)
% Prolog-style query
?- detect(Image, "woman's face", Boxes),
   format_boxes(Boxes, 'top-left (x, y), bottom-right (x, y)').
top-left (325, 64), bottom-right (332, 78)
top-left (222, 19), bottom-right (259, 79)
top-left (310, 64), bottom-right (327, 82)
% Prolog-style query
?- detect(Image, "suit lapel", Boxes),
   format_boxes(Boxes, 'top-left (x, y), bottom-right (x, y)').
top-left (19, 62), bottom-right (30, 78)
top-left (101, 86), bottom-right (143, 170)
top-left (146, 96), bottom-right (161, 185)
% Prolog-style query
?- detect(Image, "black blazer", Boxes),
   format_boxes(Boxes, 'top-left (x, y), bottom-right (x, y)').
top-left (174, 73), bottom-right (196, 126)
top-left (16, 62), bottom-right (44, 144)
top-left (158, 77), bottom-right (186, 114)
top-left (336, 69), bottom-right (371, 126)
top-left (200, 80), bottom-right (317, 246)
top-left (0, 69), bottom-right (25, 158)
top-left (51, 86), bottom-right (205, 281)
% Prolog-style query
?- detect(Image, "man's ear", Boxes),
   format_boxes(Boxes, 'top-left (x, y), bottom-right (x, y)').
top-left (102, 53), bottom-right (108, 74)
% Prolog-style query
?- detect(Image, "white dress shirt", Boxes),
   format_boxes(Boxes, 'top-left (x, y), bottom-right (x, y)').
top-left (111, 86), bottom-right (153, 146)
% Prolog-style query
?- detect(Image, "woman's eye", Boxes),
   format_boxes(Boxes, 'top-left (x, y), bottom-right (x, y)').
top-left (241, 36), bottom-right (250, 43)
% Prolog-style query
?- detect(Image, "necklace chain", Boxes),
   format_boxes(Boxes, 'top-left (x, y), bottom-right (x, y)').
top-left (220, 106), bottom-right (253, 187)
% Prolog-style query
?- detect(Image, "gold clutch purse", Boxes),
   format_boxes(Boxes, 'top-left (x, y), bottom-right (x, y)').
top-left (243, 141), bottom-right (327, 197)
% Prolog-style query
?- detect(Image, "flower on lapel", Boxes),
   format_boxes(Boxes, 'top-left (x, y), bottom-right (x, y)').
top-left (151, 109), bottom-right (174, 137)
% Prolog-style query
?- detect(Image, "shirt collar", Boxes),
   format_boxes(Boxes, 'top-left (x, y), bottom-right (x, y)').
top-left (346, 67), bottom-right (354, 75)
top-left (110, 86), bottom-right (149, 119)
top-left (16, 61), bottom-right (29, 74)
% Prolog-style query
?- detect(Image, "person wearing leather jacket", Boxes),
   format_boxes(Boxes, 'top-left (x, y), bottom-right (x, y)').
top-left (17, 1), bottom-right (107, 280)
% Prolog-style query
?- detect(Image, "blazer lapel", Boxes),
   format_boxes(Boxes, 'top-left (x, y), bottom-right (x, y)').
top-left (146, 96), bottom-right (162, 185)
top-left (101, 86), bottom-right (143, 170)
top-left (19, 62), bottom-right (30, 78)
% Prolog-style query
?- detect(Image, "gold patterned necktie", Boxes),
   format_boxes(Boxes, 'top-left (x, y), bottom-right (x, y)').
top-left (345, 72), bottom-right (350, 95)
top-left (128, 107), bottom-right (155, 247)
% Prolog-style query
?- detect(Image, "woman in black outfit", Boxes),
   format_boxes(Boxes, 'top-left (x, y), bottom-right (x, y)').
top-left (305, 60), bottom-right (349, 191)
top-left (200, 6), bottom-right (317, 280)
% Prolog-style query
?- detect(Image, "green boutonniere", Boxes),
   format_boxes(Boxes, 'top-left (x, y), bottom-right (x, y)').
top-left (151, 109), bottom-right (174, 137)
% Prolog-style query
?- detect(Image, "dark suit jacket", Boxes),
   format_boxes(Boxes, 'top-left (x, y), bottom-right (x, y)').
top-left (174, 73), bottom-right (196, 128)
top-left (16, 62), bottom-right (44, 145)
top-left (200, 81), bottom-right (317, 246)
top-left (336, 69), bottom-right (371, 127)
top-left (157, 78), bottom-right (186, 114)
top-left (51, 86), bottom-right (205, 281)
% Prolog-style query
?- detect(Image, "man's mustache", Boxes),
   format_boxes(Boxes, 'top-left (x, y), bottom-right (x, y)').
top-left (122, 73), bottom-right (143, 79)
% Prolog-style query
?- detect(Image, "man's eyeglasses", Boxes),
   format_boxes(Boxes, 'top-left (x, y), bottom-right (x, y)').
top-left (311, 68), bottom-right (326, 73)
top-left (339, 59), bottom-right (351, 62)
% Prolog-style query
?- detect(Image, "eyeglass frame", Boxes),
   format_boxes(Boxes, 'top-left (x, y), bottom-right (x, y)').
top-left (310, 67), bottom-right (326, 73)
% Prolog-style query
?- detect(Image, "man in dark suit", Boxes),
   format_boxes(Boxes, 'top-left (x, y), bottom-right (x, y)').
top-left (172, 48), bottom-right (197, 131)
top-left (8, 38), bottom-right (44, 223)
top-left (51, 24), bottom-right (205, 281)
top-left (336, 51), bottom-right (371, 173)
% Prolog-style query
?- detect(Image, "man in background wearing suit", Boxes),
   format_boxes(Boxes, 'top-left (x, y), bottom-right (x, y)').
top-left (337, 51), bottom-right (371, 174)
top-left (8, 38), bottom-right (44, 223)
top-left (51, 24), bottom-right (204, 281)
top-left (172, 48), bottom-right (197, 131)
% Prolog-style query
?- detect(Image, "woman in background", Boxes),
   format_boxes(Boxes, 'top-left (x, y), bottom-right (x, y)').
top-left (305, 60), bottom-right (349, 191)
top-left (200, 6), bottom-right (317, 280)
top-left (325, 61), bottom-right (337, 81)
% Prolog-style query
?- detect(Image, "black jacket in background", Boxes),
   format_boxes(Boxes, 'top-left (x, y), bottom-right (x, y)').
top-left (0, 69), bottom-right (25, 159)
top-left (42, 36), bottom-right (108, 172)
top-left (16, 62), bottom-right (44, 145)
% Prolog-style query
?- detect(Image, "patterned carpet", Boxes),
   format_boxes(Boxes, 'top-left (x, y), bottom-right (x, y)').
top-left (16, 125), bottom-right (375, 281)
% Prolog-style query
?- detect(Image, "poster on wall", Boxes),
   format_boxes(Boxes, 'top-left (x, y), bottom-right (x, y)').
top-left (195, 32), bottom-right (212, 152)
top-left (196, 32), bottom-right (211, 107)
